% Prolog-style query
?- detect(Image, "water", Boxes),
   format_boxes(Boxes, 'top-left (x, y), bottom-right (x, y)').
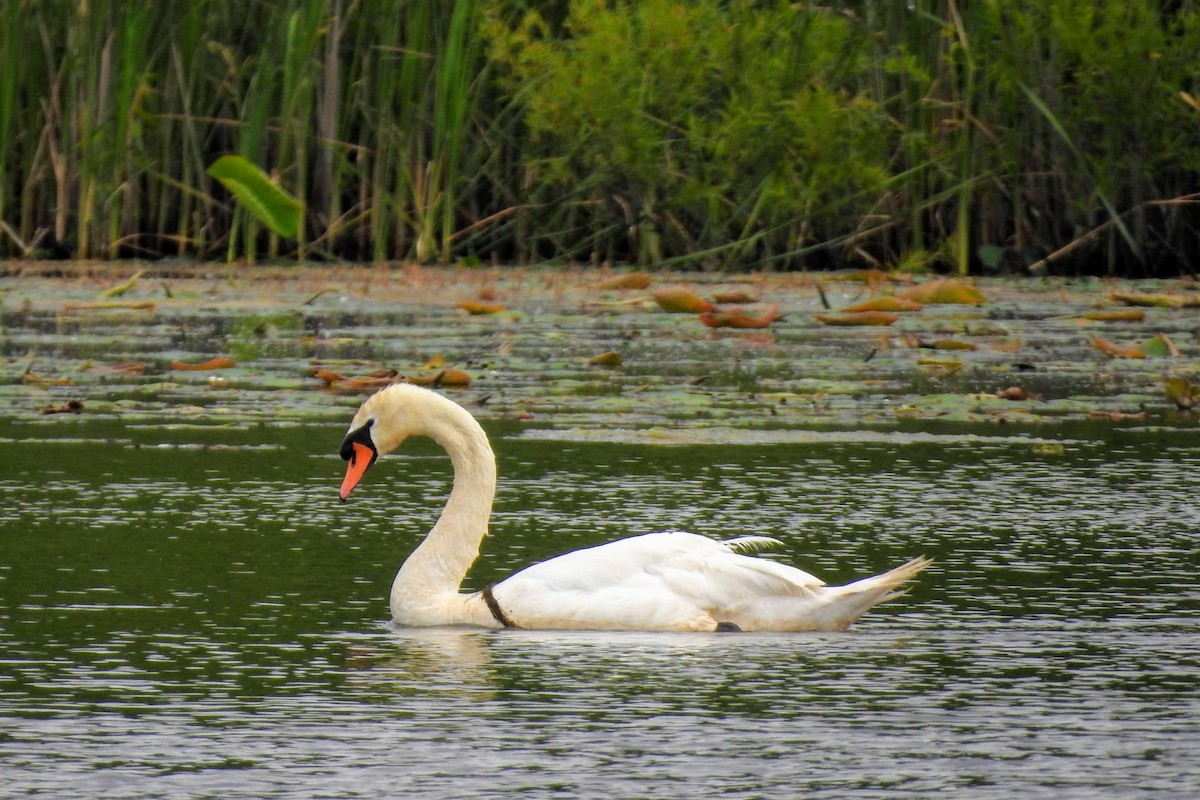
top-left (2, 419), bottom-right (1199, 798)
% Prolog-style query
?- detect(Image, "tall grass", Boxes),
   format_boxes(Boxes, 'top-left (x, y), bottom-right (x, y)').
top-left (870, 0), bottom-right (1200, 275)
top-left (0, 0), bottom-right (494, 263)
top-left (0, 0), bottom-right (1197, 274)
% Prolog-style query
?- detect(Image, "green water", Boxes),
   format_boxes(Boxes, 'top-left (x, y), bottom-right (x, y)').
top-left (2, 417), bottom-right (1198, 797)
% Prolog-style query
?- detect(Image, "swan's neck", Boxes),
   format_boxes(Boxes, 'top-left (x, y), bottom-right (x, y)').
top-left (390, 404), bottom-right (496, 625)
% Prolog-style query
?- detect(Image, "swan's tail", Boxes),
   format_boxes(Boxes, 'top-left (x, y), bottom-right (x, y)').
top-left (817, 556), bottom-right (933, 630)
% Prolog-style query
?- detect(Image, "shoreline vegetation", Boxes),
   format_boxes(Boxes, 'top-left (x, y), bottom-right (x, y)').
top-left (1, 1), bottom-right (1198, 275)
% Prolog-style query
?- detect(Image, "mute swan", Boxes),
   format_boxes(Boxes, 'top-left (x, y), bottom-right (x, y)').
top-left (339, 383), bottom-right (930, 632)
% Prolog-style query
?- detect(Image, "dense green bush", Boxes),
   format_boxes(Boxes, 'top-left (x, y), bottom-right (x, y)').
top-left (0, 0), bottom-right (1196, 273)
top-left (487, 0), bottom-right (890, 267)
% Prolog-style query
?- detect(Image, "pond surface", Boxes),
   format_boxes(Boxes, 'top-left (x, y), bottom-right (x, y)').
top-left (3, 417), bottom-right (1199, 798)
top-left (4, 265), bottom-right (1200, 430)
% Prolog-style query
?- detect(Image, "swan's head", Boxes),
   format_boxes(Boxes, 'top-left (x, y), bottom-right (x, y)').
top-left (339, 417), bottom-right (379, 501)
top-left (338, 383), bottom-right (456, 501)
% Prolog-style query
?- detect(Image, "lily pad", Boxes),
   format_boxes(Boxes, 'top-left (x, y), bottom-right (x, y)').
top-left (5, 265), bottom-right (1200, 432)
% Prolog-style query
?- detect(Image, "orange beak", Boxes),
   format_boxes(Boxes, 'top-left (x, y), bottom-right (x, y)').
top-left (340, 441), bottom-right (376, 501)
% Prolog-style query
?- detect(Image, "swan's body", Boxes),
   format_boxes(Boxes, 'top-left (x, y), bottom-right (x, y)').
top-left (339, 383), bottom-right (930, 632)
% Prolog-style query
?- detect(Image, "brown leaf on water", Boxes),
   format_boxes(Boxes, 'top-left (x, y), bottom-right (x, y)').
top-left (1110, 291), bottom-right (1185, 308)
top-left (311, 368), bottom-right (348, 386)
top-left (438, 368), bottom-right (473, 386)
top-left (1165, 376), bottom-right (1198, 410)
top-left (814, 311), bottom-right (899, 326)
top-left (1089, 409), bottom-right (1148, 422)
top-left (312, 366), bottom-right (398, 391)
top-left (22, 372), bottom-right (72, 387)
top-left (406, 368), bottom-right (472, 387)
top-left (842, 296), bottom-right (923, 313)
top-left (1091, 338), bottom-right (1144, 358)
top-left (996, 386), bottom-right (1041, 401)
top-left (421, 354), bottom-right (446, 369)
top-left (928, 339), bottom-right (978, 351)
top-left (587, 351), bottom-right (623, 367)
top-left (700, 305), bottom-right (781, 329)
top-left (836, 269), bottom-right (894, 285)
top-left (710, 288), bottom-right (760, 304)
top-left (916, 357), bottom-right (962, 374)
top-left (170, 356), bottom-right (237, 371)
top-left (458, 300), bottom-right (507, 315)
top-left (900, 279), bottom-right (986, 305)
top-left (40, 400), bottom-right (83, 415)
top-left (651, 287), bottom-right (716, 314)
top-left (599, 272), bottom-right (653, 290)
top-left (1082, 309), bottom-right (1146, 322)
top-left (63, 300), bottom-right (157, 314)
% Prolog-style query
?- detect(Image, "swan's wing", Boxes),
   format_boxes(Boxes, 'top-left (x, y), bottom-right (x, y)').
top-left (498, 531), bottom-right (714, 591)
top-left (491, 531), bottom-right (825, 630)
top-left (648, 540), bottom-right (825, 608)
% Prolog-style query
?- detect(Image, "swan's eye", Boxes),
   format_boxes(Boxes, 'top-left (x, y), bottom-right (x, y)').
top-left (340, 419), bottom-right (375, 462)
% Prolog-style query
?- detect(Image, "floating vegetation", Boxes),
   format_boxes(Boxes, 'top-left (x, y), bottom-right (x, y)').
top-left (2, 266), bottom-right (1199, 434)
top-left (458, 300), bottom-right (508, 315)
top-left (651, 287), bottom-right (715, 314)
top-left (842, 297), bottom-right (924, 313)
top-left (598, 273), bottom-right (653, 291)
top-left (1082, 309), bottom-right (1146, 322)
top-left (1165, 376), bottom-right (1199, 410)
top-left (814, 311), bottom-right (899, 327)
top-left (899, 279), bottom-right (988, 305)
top-left (1110, 291), bottom-right (1200, 309)
top-left (699, 305), bottom-right (781, 329)
top-left (587, 351), bottom-right (623, 367)
top-left (170, 357), bottom-right (238, 371)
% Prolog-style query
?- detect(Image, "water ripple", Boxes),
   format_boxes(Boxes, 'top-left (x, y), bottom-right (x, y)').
top-left (1, 430), bottom-right (1198, 798)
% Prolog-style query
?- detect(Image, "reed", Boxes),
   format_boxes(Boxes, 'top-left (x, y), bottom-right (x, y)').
top-left (0, 0), bottom-right (1196, 274)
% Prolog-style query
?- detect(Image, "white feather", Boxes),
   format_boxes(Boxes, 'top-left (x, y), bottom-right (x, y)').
top-left (720, 535), bottom-right (786, 554)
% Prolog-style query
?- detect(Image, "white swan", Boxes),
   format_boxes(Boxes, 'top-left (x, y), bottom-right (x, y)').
top-left (339, 383), bottom-right (930, 632)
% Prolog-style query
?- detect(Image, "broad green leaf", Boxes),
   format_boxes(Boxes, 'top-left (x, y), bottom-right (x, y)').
top-left (207, 155), bottom-right (303, 238)
top-left (1140, 333), bottom-right (1179, 358)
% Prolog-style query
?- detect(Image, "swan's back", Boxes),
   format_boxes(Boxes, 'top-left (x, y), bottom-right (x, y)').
top-left (488, 532), bottom-right (926, 632)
